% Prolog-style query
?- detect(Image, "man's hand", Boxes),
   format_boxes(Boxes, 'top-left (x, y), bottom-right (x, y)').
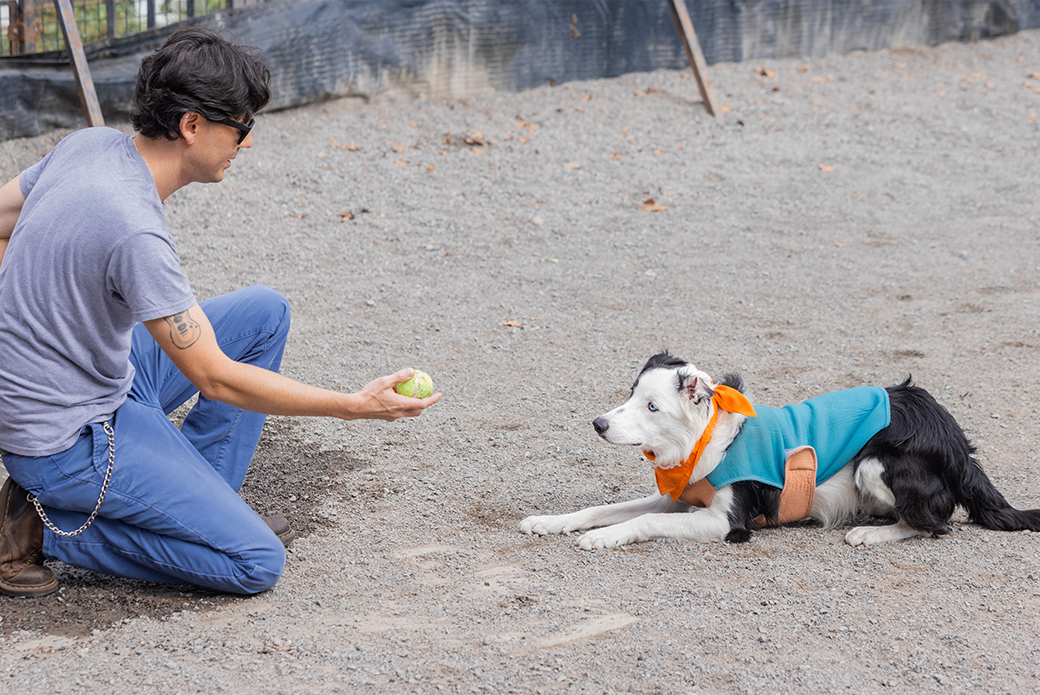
top-left (351, 369), bottom-right (442, 421)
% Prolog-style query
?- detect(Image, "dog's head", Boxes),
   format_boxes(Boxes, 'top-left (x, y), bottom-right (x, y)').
top-left (592, 352), bottom-right (729, 466)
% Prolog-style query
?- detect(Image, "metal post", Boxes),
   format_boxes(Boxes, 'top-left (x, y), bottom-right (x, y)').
top-left (53, 0), bottom-right (105, 127)
top-left (147, 0), bottom-right (155, 29)
top-left (105, 0), bottom-right (115, 39)
top-left (20, 0), bottom-right (38, 53)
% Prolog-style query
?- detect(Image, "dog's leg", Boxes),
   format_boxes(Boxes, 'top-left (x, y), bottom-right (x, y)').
top-left (520, 494), bottom-right (686, 536)
top-left (845, 519), bottom-right (928, 546)
top-left (845, 458), bottom-right (927, 546)
top-left (574, 488), bottom-right (735, 549)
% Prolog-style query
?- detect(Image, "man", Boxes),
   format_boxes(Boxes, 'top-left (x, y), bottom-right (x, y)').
top-left (0, 27), bottom-right (439, 597)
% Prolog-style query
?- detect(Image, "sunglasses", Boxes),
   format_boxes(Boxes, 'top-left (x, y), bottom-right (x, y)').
top-left (209, 115), bottom-right (255, 144)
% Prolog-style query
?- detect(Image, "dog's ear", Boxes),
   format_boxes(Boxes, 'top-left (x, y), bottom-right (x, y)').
top-left (681, 373), bottom-right (714, 405)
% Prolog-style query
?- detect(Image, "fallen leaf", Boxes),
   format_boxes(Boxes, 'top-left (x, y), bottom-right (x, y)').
top-left (834, 242), bottom-right (845, 247)
top-left (392, 144), bottom-right (406, 152)
top-left (340, 212), bottom-right (354, 221)
top-left (564, 162), bottom-right (582, 169)
top-left (634, 86), bottom-right (659, 97)
top-left (1031, 71), bottom-right (1040, 79)
top-left (610, 153), bottom-right (625, 160)
top-left (653, 149), bottom-right (663, 155)
top-left (395, 159), bottom-right (409, 166)
top-left (810, 76), bottom-right (831, 84)
top-left (721, 103), bottom-right (734, 114)
top-left (819, 164), bottom-right (834, 173)
top-left (471, 147), bottom-right (486, 154)
top-left (503, 321), bottom-right (524, 328)
top-left (894, 62), bottom-right (907, 69)
top-left (582, 94), bottom-right (592, 101)
top-left (756, 67), bottom-right (777, 78)
top-left (427, 165), bottom-right (435, 172)
top-left (797, 64), bottom-right (809, 73)
top-left (570, 25), bottom-right (580, 38)
top-left (637, 198), bottom-right (667, 212)
top-left (376, 124), bottom-right (387, 130)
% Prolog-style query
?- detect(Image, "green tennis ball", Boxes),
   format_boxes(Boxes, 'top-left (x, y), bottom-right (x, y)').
top-left (395, 370), bottom-right (434, 398)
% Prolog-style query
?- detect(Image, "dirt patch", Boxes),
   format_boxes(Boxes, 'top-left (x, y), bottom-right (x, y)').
top-left (0, 419), bottom-right (350, 639)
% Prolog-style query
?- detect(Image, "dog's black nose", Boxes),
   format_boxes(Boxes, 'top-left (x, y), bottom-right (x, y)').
top-left (592, 417), bottom-right (609, 434)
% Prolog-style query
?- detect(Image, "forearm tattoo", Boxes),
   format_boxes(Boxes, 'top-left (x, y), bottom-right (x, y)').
top-left (165, 310), bottom-right (201, 349)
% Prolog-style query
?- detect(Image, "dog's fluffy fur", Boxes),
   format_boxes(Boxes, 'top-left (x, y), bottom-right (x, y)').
top-left (520, 352), bottom-right (1040, 549)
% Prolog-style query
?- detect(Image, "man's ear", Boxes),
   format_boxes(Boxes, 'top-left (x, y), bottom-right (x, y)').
top-left (179, 112), bottom-right (202, 144)
top-left (681, 373), bottom-right (714, 405)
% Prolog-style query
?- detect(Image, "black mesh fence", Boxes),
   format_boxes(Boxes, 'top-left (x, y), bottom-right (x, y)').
top-left (2, 0), bottom-right (1038, 141)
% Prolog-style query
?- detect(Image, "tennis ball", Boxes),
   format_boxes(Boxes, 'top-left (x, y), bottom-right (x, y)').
top-left (395, 370), bottom-right (434, 398)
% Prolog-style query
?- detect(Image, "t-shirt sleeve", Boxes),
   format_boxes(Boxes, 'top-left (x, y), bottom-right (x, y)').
top-left (106, 231), bottom-right (197, 322)
top-left (19, 149), bottom-right (52, 198)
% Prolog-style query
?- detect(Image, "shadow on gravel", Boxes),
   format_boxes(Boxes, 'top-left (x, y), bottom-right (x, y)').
top-left (0, 419), bottom-right (363, 639)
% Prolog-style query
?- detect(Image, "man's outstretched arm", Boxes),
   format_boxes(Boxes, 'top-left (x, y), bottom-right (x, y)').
top-left (144, 304), bottom-right (440, 421)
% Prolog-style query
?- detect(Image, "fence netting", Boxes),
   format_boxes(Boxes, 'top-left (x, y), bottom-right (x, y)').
top-left (2, 0), bottom-right (1038, 140)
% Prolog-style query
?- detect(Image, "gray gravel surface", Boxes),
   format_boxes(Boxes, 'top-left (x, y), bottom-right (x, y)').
top-left (2, 29), bottom-right (1040, 694)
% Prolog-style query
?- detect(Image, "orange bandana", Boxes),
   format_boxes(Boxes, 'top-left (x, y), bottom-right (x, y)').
top-left (646, 385), bottom-right (757, 501)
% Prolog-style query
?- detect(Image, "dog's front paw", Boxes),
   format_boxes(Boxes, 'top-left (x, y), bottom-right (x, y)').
top-left (575, 528), bottom-right (627, 551)
top-left (519, 514), bottom-right (580, 536)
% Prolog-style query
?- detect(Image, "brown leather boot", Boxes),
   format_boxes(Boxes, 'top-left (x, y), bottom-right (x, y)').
top-left (0, 477), bottom-right (58, 597)
top-left (263, 515), bottom-right (296, 547)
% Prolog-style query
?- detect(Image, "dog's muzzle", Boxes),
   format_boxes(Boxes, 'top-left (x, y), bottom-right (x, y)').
top-left (592, 417), bottom-right (609, 435)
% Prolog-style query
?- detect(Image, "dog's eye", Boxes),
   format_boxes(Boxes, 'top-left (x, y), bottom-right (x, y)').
top-left (647, 402), bottom-right (658, 412)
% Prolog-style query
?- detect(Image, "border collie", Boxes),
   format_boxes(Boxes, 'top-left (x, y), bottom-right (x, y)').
top-left (520, 352), bottom-right (1040, 549)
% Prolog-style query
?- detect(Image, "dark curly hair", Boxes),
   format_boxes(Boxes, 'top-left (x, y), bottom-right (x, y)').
top-left (131, 27), bottom-right (271, 140)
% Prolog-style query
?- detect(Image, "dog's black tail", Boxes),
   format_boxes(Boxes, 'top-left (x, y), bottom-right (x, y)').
top-left (959, 458), bottom-right (1040, 532)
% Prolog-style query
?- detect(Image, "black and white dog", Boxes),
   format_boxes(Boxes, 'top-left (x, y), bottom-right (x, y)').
top-left (520, 352), bottom-right (1040, 549)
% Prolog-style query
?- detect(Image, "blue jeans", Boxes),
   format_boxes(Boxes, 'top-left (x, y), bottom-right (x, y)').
top-left (3, 286), bottom-right (290, 594)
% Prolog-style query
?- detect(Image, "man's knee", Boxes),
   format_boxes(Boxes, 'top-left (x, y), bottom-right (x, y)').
top-left (244, 285), bottom-right (291, 331)
top-left (233, 536), bottom-right (286, 595)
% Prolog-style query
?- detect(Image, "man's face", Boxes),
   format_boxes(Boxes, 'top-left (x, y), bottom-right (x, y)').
top-left (185, 113), bottom-right (252, 184)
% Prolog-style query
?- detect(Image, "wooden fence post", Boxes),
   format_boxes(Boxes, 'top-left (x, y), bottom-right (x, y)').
top-left (53, 0), bottom-right (105, 127)
top-left (668, 0), bottom-right (720, 118)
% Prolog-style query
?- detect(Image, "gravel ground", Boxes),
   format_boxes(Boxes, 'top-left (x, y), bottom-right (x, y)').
top-left (2, 28), bottom-right (1040, 694)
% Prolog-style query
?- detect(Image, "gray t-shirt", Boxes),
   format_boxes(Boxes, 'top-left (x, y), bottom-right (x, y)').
top-left (0, 127), bottom-right (196, 456)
